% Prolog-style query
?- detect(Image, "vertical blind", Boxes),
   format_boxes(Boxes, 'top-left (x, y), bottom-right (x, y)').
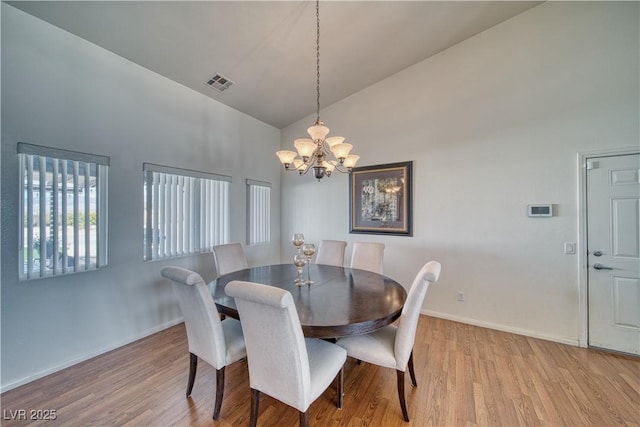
top-left (144, 164), bottom-right (230, 261)
top-left (247, 179), bottom-right (271, 246)
top-left (18, 143), bottom-right (109, 280)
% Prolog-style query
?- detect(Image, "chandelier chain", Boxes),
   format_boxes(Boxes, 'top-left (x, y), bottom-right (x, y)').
top-left (316, 0), bottom-right (320, 123)
top-left (275, 0), bottom-right (359, 180)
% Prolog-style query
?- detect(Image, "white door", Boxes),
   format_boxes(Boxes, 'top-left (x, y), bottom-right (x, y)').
top-left (587, 153), bottom-right (640, 355)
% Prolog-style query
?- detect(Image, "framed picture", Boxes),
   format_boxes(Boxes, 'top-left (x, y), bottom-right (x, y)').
top-left (349, 161), bottom-right (413, 236)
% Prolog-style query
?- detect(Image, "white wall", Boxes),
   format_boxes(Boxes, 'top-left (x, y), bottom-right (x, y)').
top-left (281, 2), bottom-right (639, 344)
top-left (1, 4), bottom-right (282, 391)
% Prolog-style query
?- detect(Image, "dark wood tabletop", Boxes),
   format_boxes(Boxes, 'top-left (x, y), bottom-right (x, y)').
top-left (211, 263), bottom-right (407, 338)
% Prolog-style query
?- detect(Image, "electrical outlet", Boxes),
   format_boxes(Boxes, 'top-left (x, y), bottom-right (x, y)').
top-left (457, 291), bottom-right (465, 302)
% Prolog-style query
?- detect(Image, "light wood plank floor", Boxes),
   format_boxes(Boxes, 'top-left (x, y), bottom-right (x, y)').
top-left (2, 316), bottom-right (638, 426)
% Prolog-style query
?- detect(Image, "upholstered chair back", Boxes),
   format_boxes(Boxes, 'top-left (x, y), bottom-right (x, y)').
top-left (225, 280), bottom-right (312, 412)
top-left (161, 266), bottom-right (227, 369)
top-left (394, 261), bottom-right (442, 370)
top-left (213, 243), bottom-right (249, 277)
top-left (315, 240), bottom-right (347, 267)
top-left (350, 242), bottom-right (385, 274)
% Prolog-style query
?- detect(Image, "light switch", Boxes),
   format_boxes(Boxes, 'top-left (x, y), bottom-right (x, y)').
top-left (564, 242), bottom-right (576, 254)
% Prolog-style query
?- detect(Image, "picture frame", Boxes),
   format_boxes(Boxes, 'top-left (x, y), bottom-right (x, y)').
top-left (349, 161), bottom-right (413, 236)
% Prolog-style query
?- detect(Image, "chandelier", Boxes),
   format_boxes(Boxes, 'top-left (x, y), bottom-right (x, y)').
top-left (276, 0), bottom-right (359, 180)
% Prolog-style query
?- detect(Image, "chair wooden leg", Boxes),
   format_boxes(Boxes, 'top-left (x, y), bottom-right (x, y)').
top-left (299, 410), bottom-right (309, 427)
top-left (250, 389), bottom-right (260, 427)
top-left (186, 353), bottom-right (197, 397)
top-left (396, 370), bottom-right (410, 422)
top-left (408, 350), bottom-right (417, 387)
top-left (336, 366), bottom-right (344, 409)
top-left (213, 367), bottom-right (225, 419)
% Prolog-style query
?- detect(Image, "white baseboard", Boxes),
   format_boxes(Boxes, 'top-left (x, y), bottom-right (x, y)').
top-left (422, 309), bottom-right (580, 347)
top-left (0, 317), bottom-right (185, 394)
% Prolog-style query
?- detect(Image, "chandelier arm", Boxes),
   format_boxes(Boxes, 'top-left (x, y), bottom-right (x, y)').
top-left (299, 165), bottom-right (313, 176)
top-left (284, 162), bottom-right (314, 175)
top-left (299, 150), bottom-right (320, 176)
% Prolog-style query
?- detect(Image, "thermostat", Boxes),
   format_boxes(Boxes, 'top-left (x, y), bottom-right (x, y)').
top-left (528, 204), bottom-right (553, 217)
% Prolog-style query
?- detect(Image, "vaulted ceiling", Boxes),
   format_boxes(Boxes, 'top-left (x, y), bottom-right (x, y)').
top-left (8, 1), bottom-right (541, 129)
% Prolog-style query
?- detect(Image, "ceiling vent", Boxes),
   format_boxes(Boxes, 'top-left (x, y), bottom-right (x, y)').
top-left (205, 73), bottom-right (234, 92)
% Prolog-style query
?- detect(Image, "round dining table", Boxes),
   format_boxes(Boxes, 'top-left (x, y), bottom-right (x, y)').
top-left (211, 263), bottom-right (407, 338)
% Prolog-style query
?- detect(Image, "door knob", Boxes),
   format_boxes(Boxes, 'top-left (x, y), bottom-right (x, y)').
top-left (593, 263), bottom-right (613, 270)
top-left (593, 250), bottom-right (603, 257)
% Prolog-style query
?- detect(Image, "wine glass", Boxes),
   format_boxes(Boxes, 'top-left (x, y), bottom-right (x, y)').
top-left (302, 243), bottom-right (316, 284)
top-left (292, 233), bottom-right (305, 253)
top-left (293, 253), bottom-right (307, 286)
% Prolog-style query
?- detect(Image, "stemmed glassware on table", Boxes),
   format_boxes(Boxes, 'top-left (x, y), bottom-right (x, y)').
top-left (291, 234), bottom-right (316, 285)
top-left (292, 233), bottom-right (306, 285)
top-left (292, 233), bottom-right (305, 251)
top-left (302, 243), bottom-right (316, 284)
top-left (293, 253), bottom-right (307, 286)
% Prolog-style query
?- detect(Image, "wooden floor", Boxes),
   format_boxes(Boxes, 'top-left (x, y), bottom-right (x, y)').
top-left (2, 316), bottom-right (638, 427)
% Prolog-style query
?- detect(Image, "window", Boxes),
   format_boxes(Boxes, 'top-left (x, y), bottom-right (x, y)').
top-left (18, 143), bottom-right (109, 280)
top-left (246, 179), bottom-right (271, 245)
top-left (143, 164), bottom-right (230, 261)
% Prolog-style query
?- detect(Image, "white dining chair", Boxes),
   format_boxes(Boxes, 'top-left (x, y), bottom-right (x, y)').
top-left (160, 266), bottom-right (247, 420)
top-left (336, 260), bottom-right (442, 422)
top-left (314, 240), bottom-right (347, 267)
top-left (225, 280), bottom-right (346, 427)
top-left (213, 242), bottom-right (249, 277)
top-left (350, 242), bottom-right (385, 274)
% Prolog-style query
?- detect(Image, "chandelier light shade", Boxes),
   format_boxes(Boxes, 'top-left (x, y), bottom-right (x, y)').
top-left (276, 0), bottom-right (359, 181)
top-left (325, 136), bottom-right (345, 147)
top-left (343, 154), bottom-right (360, 168)
top-left (294, 139), bottom-right (316, 159)
top-left (275, 150), bottom-right (297, 168)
